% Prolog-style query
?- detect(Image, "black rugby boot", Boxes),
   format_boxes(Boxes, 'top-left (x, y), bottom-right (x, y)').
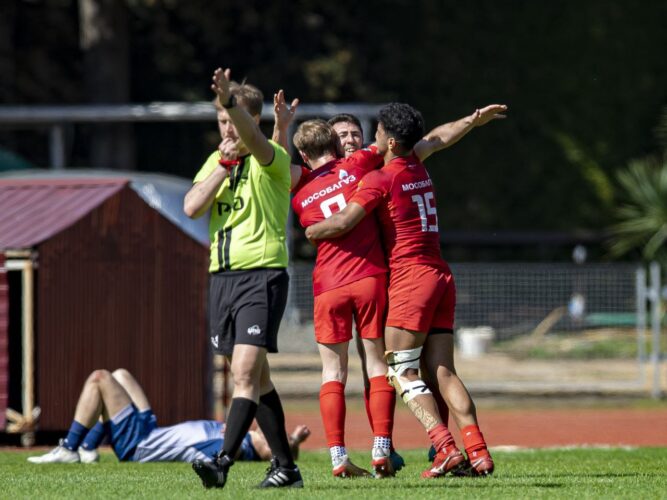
top-left (192, 451), bottom-right (233, 488)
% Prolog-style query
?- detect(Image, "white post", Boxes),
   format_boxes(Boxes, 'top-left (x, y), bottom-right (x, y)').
top-left (22, 259), bottom-right (36, 445)
top-left (285, 120), bottom-right (298, 326)
top-left (649, 262), bottom-right (662, 399)
top-left (636, 266), bottom-right (647, 382)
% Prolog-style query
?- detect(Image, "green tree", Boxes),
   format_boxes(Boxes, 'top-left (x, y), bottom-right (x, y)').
top-left (3, 0), bottom-right (667, 239)
top-left (609, 110), bottom-right (667, 265)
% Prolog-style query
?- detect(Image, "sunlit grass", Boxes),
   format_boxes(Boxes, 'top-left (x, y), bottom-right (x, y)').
top-left (2, 447), bottom-right (665, 499)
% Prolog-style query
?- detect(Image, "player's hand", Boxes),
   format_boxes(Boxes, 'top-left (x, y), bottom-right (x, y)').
top-left (218, 137), bottom-right (240, 161)
top-left (273, 89), bottom-right (300, 128)
top-left (472, 104), bottom-right (508, 127)
top-left (304, 226), bottom-right (316, 245)
top-left (211, 67), bottom-right (232, 107)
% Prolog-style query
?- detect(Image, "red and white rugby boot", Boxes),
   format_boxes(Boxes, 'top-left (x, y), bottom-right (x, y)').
top-left (371, 447), bottom-right (396, 478)
top-left (421, 446), bottom-right (470, 478)
top-left (332, 455), bottom-right (371, 478)
top-left (469, 450), bottom-right (494, 476)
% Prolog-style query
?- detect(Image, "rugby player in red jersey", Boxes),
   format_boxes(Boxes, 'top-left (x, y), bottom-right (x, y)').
top-left (272, 92), bottom-right (398, 476)
top-left (324, 112), bottom-right (464, 435)
top-left (306, 102), bottom-right (507, 478)
top-left (327, 113), bottom-right (397, 451)
top-left (289, 119), bottom-right (394, 477)
top-left (322, 111), bottom-right (462, 454)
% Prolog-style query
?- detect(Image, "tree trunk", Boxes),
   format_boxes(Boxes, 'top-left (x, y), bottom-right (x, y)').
top-left (79, 0), bottom-right (134, 170)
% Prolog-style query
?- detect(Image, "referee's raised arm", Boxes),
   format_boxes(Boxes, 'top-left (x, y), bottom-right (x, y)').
top-left (211, 67), bottom-right (275, 166)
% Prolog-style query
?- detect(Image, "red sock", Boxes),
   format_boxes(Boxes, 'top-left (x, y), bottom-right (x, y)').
top-left (461, 424), bottom-right (490, 458)
top-left (363, 386), bottom-right (374, 432)
top-left (369, 375), bottom-right (395, 438)
top-left (320, 381), bottom-right (346, 447)
top-left (428, 423), bottom-right (456, 453)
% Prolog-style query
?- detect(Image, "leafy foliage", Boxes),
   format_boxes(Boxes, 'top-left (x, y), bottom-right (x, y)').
top-left (609, 157), bottom-right (667, 265)
top-left (2, 1), bottom-right (667, 234)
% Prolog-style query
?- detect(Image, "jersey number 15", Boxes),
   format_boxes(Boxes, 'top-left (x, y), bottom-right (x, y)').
top-left (412, 192), bottom-right (438, 232)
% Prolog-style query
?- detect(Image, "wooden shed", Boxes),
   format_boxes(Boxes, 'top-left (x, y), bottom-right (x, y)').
top-left (0, 172), bottom-right (212, 440)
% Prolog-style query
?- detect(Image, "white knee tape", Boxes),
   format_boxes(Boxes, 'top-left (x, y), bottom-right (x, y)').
top-left (386, 347), bottom-right (422, 378)
top-left (398, 379), bottom-right (432, 403)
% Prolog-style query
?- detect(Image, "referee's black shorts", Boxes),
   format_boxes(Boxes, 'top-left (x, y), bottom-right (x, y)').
top-left (207, 268), bottom-right (289, 356)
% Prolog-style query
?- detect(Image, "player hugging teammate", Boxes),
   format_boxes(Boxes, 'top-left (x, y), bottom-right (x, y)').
top-left (272, 81), bottom-right (507, 479)
top-left (304, 101), bottom-right (507, 479)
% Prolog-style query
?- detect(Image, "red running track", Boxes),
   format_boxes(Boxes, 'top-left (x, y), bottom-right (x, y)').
top-left (285, 406), bottom-right (667, 450)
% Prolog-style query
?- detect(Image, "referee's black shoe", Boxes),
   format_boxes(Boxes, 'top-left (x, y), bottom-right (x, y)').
top-left (258, 457), bottom-right (304, 488)
top-left (192, 451), bottom-right (233, 488)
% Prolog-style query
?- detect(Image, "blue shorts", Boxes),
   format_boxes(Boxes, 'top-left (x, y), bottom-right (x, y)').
top-left (237, 432), bottom-right (259, 461)
top-left (109, 405), bottom-right (158, 461)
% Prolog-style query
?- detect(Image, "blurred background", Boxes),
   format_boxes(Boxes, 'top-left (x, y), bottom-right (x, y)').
top-left (2, 0), bottom-right (666, 249)
top-left (0, 0), bottom-right (666, 440)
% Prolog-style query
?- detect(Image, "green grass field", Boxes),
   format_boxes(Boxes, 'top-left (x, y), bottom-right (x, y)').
top-left (2, 447), bottom-right (666, 499)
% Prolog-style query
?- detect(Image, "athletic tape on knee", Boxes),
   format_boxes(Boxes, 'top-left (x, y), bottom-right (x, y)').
top-left (385, 347), bottom-right (422, 378)
top-left (398, 378), bottom-right (432, 403)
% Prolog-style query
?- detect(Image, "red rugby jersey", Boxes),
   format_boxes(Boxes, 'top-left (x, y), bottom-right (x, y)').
top-left (350, 153), bottom-right (446, 271)
top-left (292, 147), bottom-right (386, 295)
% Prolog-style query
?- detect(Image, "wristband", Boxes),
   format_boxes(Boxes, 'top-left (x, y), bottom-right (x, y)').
top-left (218, 158), bottom-right (240, 172)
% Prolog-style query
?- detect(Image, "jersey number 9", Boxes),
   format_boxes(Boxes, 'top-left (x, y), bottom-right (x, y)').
top-left (320, 193), bottom-right (347, 218)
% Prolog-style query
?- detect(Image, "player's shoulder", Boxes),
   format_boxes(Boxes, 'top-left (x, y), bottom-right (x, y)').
top-left (358, 165), bottom-right (393, 189)
top-left (253, 140), bottom-right (291, 174)
top-left (352, 144), bottom-right (379, 156)
top-left (295, 161), bottom-right (336, 187)
top-left (387, 154), bottom-right (426, 176)
top-left (267, 139), bottom-right (290, 160)
top-left (193, 150), bottom-right (220, 183)
top-left (347, 145), bottom-right (381, 164)
top-left (291, 165), bottom-right (314, 195)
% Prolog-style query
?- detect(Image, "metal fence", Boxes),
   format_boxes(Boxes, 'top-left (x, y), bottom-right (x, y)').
top-left (286, 261), bottom-right (640, 339)
top-left (280, 261), bottom-right (667, 394)
top-left (0, 102), bottom-right (381, 169)
top-left (451, 262), bottom-right (638, 339)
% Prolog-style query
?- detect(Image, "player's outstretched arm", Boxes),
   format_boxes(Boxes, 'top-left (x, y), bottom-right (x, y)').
top-left (414, 104), bottom-right (508, 161)
top-left (305, 202), bottom-right (367, 241)
top-left (272, 89), bottom-right (299, 150)
top-left (272, 89), bottom-right (304, 189)
top-left (211, 67), bottom-right (274, 165)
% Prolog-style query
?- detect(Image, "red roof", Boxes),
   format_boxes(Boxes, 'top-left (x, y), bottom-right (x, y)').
top-left (0, 178), bottom-right (128, 250)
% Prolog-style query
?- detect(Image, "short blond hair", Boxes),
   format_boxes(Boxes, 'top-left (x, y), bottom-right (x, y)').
top-left (293, 119), bottom-right (338, 159)
top-left (213, 80), bottom-right (264, 117)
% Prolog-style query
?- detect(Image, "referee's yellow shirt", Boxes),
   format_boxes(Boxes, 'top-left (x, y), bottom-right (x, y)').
top-left (193, 141), bottom-right (291, 272)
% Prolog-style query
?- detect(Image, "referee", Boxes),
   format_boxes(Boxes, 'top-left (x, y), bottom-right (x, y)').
top-left (184, 67), bottom-right (302, 489)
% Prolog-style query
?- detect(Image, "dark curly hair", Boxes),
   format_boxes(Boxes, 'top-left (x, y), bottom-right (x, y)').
top-left (327, 113), bottom-right (362, 131)
top-left (377, 103), bottom-right (424, 150)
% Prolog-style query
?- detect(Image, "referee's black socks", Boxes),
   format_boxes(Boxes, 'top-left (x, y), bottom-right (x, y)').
top-left (222, 397), bottom-right (258, 459)
top-left (256, 389), bottom-right (295, 468)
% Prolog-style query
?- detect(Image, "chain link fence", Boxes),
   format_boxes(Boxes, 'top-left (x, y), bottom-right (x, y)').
top-left (276, 261), bottom-right (665, 396)
top-left (286, 262), bottom-right (639, 339)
